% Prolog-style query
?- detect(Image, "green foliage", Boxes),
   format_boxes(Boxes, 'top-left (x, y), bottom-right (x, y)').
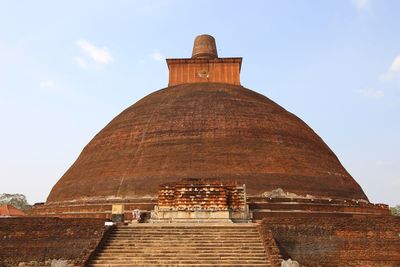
top-left (0, 193), bottom-right (32, 210)
top-left (390, 205), bottom-right (400, 216)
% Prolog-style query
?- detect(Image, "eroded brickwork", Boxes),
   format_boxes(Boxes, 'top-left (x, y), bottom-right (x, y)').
top-left (158, 179), bottom-right (246, 211)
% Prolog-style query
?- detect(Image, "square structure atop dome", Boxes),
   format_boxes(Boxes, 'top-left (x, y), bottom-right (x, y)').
top-left (167, 57), bottom-right (242, 86)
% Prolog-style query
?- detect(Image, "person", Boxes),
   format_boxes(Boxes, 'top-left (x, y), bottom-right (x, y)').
top-left (132, 208), bottom-right (140, 223)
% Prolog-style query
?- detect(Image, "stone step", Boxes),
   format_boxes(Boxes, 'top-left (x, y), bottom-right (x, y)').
top-left (115, 229), bottom-right (259, 233)
top-left (117, 228), bottom-right (259, 230)
top-left (104, 241), bottom-right (264, 245)
top-left (113, 231), bottom-right (260, 235)
top-left (96, 256), bottom-right (267, 260)
top-left (107, 238), bottom-right (262, 241)
top-left (101, 247), bottom-right (265, 251)
top-left (90, 264), bottom-right (270, 267)
top-left (93, 259), bottom-right (266, 266)
top-left (104, 241), bottom-right (265, 245)
top-left (91, 262), bottom-right (270, 266)
top-left (103, 244), bottom-right (265, 249)
top-left (104, 242), bottom-right (264, 246)
top-left (99, 249), bottom-right (266, 254)
top-left (108, 237), bottom-right (261, 241)
top-left (110, 235), bottom-right (260, 238)
top-left (113, 233), bottom-right (260, 237)
top-left (97, 250), bottom-right (266, 257)
top-left (98, 253), bottom-right (267, 258)
top-left (115, 229), bottom-right (259, 232)
top-left (98, 251), bottom-right (267, 256)
top-left (108, 237), bottom-right (262, 241)
top-left (99, 250), bottom-right (267, 255)
top-left (100, 245), bottom-right (265, 249)
top-left (106, 237), bottom-right (262, 241)
top-left (110, 233), bottom-right (260, 236)
top-left (106, 238), bottom-right (263, 243)
top-left (109, 233), bottom-right (260, 236)
top-left (114, 228), bottom-right (259, 230)
top-left (118, 224), bottom-right (258, 228)
top-left (100, 249), bottom-right (266, 254)
top-left (116, 227), bottom-right (259, 229)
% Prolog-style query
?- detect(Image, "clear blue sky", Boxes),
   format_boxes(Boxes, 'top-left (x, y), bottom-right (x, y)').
top-left (0, 0), bottom-right (399, 206)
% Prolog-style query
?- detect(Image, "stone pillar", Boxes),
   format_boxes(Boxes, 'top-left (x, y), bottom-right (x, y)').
top-left (111, 204), bottom-right (124, 222)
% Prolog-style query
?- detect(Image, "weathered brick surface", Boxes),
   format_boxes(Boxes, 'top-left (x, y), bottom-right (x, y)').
top-left (0, 217), bottom-right (107, 266)
top-left (259, 215), bottom-right (400, 267)
top-left (47, 83), bottom-right (369, 206)
top-left (158, 179), bottom-right (246, 211)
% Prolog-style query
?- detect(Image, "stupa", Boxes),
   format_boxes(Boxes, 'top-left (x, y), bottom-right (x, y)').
top-left (30, 35), bottom-right (389, 220)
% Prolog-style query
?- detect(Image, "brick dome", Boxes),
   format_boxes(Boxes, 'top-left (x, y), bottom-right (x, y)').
top-left (47, 82), bottom-right (368, 204)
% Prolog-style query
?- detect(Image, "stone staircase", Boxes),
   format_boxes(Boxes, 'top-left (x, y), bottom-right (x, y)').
top-left (88, 223), bottom-right (272, 266)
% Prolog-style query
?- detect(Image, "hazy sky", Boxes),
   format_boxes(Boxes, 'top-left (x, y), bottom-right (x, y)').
top-left (0, 0), bottom-right (399, 206)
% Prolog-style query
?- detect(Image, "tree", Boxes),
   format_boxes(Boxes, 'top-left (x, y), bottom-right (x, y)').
top-left (390, 205), bottom-right (400, 216)
top-left (0, 193), bottom-right (31, 210)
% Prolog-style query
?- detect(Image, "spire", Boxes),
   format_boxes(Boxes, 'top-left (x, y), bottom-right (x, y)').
top-left (192, 34), bottom-right (218, 59)
top-left (166, 34), bottom-right (242, 86)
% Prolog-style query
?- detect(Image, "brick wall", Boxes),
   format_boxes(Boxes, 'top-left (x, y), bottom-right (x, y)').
top-left (257, 227), bottom-right (283, 267)
top-left (0, 217), bottom-right (108, 266)
top-left (259, 214), bottom-right (400, 267)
